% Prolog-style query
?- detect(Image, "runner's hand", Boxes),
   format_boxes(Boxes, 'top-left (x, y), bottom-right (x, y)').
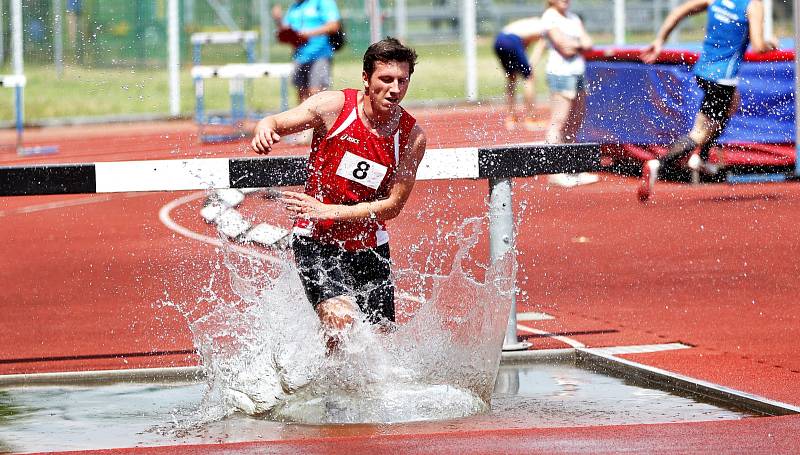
top-left (767, 36), bottom-right (779, 51)
top-left (251, 123), bottom-right (281, 154)
top-left (640, 41), bottom-right (662, 64)
top-left (280, 191), bottom-right (339, 220)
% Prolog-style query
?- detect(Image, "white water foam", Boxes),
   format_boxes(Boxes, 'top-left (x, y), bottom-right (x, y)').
top-left (161, 212), bottom-right (517, 426)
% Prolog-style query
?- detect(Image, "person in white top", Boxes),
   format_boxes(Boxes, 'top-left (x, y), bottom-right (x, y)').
top-left (541, 0), bottom-right (592, 144)
top-left (493, 17), bottom-right (549, 131)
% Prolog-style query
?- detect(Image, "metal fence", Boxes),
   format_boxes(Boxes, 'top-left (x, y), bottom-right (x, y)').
top-left (0, 0), bottom-right (379, 68)
top-left (1, 0), bottom-right (793, 67)
top-left (0, 0), bottom-right (793, 123)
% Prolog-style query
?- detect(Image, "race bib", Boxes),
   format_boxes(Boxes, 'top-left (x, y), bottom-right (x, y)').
top-left (335, 151), bottom-right (388, 190)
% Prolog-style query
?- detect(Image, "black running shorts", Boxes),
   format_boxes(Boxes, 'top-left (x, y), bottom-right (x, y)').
top-left (696, 76), bottom-right (736, 125)
top-left (292, 235), bottom-right (395, 324)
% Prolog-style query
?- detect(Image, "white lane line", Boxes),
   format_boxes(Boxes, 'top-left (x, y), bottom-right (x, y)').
top-left (517, 322), bottom-right (694, 356)
top-left (516, 323), bottom-right (586, 349)
top-left (588, 343), bottom-right (692, 356)
top-left (2, 195), bottom-right (112, 216)
top-left (1, 192), bottom-right (155, 217)
top-left (158, 191), bottom-right (280, 264)
top-left (517, 311), bottom-right (555, 321)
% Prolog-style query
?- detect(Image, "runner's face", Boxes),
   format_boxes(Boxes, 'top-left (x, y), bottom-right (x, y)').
top-left (363, 60), bottom-right (411, 115)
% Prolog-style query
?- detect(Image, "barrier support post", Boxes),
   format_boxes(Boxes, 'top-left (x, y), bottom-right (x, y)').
top-left (230, 78), bottom-right (246, 134)
top-left (246, 41), bottom-right (256, 63)
top-left (194, 76), bottom-right (205, 143)
top-left (15, 85), bottom-right (23, 152)
top-left (488, 177), bottom-right (532, 351)
top-left (193, 43), bottom-right (202, 65)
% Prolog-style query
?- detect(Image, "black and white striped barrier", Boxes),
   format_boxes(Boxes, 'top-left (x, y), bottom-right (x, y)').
top-left (0, 144), bottom-right (599, 196)
top-left (0, 143), bottom-right (599, 351)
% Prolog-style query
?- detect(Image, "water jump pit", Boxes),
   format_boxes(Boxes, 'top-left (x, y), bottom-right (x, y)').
top-left (3, 348), bottom-right (793, 454)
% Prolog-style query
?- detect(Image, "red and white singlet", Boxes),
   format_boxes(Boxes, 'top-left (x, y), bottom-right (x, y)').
top-left (293, 88), bottom-right (417, 251)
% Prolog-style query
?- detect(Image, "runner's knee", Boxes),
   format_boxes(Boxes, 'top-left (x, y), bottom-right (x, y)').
top-left (317, 296), bottom-right (357, 331)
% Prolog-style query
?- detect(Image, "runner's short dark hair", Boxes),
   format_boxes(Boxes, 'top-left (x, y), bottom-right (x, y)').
top-left (363, 37), bottom-right (418, 77)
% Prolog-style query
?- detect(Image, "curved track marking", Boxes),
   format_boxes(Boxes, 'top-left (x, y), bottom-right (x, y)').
top-left (158, 191), bottom-right (279, 264)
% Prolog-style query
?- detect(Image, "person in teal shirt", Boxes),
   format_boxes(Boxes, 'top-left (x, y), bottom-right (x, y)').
top-left (273, 0), bottom-right (342, 103)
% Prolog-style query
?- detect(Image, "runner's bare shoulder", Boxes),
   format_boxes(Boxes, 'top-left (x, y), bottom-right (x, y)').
top-left (305, 90), bottom-right (347, 124)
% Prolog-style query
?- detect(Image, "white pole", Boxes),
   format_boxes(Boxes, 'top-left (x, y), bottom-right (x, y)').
top-left (168, 0), bottom-right (181, 116)
top-left (462, 0), bottom-right (477, 102)
top-left (259, 0), bottom-right (271, 62)
top-left (614, 0), bottom-right (625, 46)
top-left (368, 0), bottom-right (382, 43)
top-left (53, 0), bottom-right (64, 77)
top-left (764, 0), bottom-right (773, 42)
top-left (11, 0), bottom-right (23, 76)
top-left (395, 0), bottom-right (407, 42)
top-left (11, 0), bottom-right (24, 149)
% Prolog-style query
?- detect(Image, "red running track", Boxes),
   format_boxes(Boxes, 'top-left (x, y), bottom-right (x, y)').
top-left (2, 104), bottom-right (800, 453)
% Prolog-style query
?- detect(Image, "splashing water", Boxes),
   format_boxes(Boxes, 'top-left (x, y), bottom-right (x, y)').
top-left (162, 215), bottom-right (517, 426)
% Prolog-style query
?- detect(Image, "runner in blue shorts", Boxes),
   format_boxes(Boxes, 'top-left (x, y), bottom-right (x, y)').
top-left (493, 17), bottom-right (549, 131)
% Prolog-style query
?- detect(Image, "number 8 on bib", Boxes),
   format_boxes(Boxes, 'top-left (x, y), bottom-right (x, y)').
top-left (335, 151), bottom-right (389, 190)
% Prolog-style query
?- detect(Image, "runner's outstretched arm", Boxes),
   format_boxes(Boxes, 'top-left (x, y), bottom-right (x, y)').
top-left (641, 0), bottom-right (711, 64)
top-left (251, 90), bottom-right (344, 154)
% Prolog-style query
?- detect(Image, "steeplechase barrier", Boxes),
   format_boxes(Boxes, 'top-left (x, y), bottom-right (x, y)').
top-left (0, 74), bottom-right (58, 157)
top-left (0, 143), bottom-right (600, 350)
top-left (192, 63), bottom-right (292, 144)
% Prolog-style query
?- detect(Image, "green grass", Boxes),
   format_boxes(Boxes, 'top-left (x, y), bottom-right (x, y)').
top-left (0, 39), bottom-right (548, 123)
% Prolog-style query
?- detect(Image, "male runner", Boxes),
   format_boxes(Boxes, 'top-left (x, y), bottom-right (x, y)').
top-left (638, 0), bottom-right (777, 201)
top-left (251, 38), bottom-right (426, 352)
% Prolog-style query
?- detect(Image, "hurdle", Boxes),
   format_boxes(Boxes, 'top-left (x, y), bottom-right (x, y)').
top-left (0, 74), bottom-right (58, 157)
top-left (191, 31), bottom-right (258, 65)
top-left (192, 63), bottom-right (292, 144)
top-left (0, 143), bottom-right (600, 351)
